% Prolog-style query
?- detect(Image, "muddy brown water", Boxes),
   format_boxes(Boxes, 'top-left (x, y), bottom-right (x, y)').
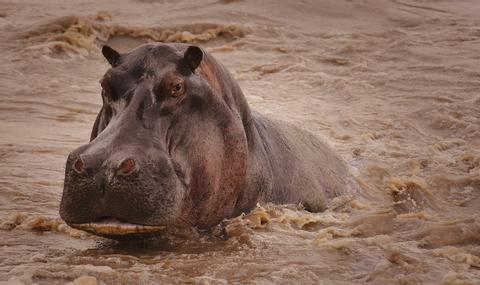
top-left (1, 0), bottom-right (479, 284)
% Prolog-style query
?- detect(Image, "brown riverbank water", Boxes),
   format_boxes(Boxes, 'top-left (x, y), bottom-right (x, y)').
top-left (1, 0), bottom-right (479, 284)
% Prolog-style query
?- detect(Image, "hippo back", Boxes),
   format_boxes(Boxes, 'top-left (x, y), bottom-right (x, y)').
top-left (247, 111), bottom-right (359, 212)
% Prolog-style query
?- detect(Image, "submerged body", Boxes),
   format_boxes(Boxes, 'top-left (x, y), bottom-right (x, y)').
top-left (60, 43), bottom-right (358, 237)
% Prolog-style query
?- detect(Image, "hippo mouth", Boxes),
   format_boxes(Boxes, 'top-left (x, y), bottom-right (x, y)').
top-left (69, 217), bottom-right (166, 236)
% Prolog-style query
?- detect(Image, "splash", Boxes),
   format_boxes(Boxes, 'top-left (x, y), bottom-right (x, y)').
top-left (1, 212), bottom-right (91, 239)
top-left (386, 176), bottom-right (434, 213)
top-left (22, 13), bottom-right (247, 54)
top-left (221, 203), bottom-right (353, 246)
top-left (68, 275), bottom-right (98, 285)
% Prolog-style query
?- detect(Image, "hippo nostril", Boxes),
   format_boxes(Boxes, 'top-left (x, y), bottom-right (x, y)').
top-left (119, 158), bottom-right (136, 175)
top-left (73, 158), bottom-right (85, 173)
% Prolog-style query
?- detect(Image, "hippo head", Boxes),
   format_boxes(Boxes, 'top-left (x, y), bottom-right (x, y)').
top-left (60, 43), bottom-right (251, 238)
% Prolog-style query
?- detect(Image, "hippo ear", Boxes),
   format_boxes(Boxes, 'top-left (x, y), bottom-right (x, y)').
top-left (183, 46), bottom-right (204, 72)
top-left (102, 45), bottom-right (120, 67)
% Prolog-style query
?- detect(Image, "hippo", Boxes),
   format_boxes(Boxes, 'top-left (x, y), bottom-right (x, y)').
top-left (60, 43), bottom-right (359, 238)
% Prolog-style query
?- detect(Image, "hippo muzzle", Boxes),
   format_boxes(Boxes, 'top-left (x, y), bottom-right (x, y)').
top-left (60, 136), bottom-right (186, 237)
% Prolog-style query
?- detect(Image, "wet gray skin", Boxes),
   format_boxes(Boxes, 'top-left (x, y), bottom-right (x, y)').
top-left (60, 43), bottom-right (359, 239)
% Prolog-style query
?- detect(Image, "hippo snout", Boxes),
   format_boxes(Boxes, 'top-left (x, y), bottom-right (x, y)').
top-left (60, 143), bottom-right (186, 237)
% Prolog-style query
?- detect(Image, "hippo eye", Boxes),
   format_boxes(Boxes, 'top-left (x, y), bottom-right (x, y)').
top-left (171, 83), bottom-right (183, 97)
